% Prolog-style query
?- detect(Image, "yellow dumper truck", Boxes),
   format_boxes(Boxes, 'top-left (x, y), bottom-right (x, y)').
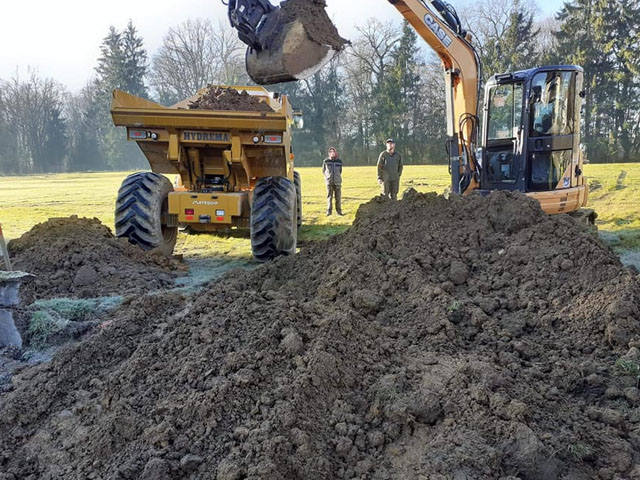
top-left (110, 86), bottom-right (302, 261)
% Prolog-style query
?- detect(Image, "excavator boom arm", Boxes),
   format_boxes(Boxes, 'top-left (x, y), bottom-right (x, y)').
top-left (389, 0), bottom-right (481, 193)
top-left (225, 0), bottom-right (481, 193)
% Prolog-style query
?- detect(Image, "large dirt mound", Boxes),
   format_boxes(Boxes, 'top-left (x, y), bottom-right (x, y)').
top-left (189, 87), bottom-right (274, 112)
top-left (2, 192), bottom-right (640, 479)
top-left (8, 216), bottom-right (184, 300)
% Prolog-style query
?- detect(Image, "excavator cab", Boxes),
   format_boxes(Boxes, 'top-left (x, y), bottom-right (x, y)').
top-left (481, 66), bottom-right (585, 196)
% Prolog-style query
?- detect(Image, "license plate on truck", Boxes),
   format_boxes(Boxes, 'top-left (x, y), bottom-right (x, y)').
top-left (168, 192), bottom-right (247, 224)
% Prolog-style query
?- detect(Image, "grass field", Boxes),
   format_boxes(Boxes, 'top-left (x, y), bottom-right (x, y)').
top-left (0, 164), bottom-right (638, 261)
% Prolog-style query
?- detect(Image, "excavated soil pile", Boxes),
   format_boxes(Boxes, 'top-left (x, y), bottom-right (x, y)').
top-left (2, 191), bottom-right (640, 479)
top-left (277, 0), bottom-right (349, 50)
top-left (7, 216), bottom-right (184, 300)
top-left (189, 87), bottom-right (274, 112)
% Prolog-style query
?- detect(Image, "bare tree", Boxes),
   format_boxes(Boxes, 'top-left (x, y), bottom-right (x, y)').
top-left (0, 82), bottom-right (18, 173)
top-left (1, 70), bottom-right (67, 174)
top-left (348, 19), bottom-right (401, 87)
top-left (416, 60), bottom-right (447, 163)
top-left (341, 19), bottom-right (401, 162)
top-left (65, 82), bottom-right (105, 171)
top-left (211, 21), bottom-right (251, 87)
top-left (150, 19), bottom-right (249, 105)
top-left (462, 0), bottom-right (538, 42)
top-left (535, 15), bottom-right (562, 61)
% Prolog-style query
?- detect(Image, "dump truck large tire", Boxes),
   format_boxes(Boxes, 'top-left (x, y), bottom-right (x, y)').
top-left (115, 172), bottom-right (177, 256)
top-left (294, 171), bottom-right (302, 229)
top-left (251, 176), bottom-right (297, 262)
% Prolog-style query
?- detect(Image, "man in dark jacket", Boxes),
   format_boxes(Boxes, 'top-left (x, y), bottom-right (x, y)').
top-left (377, 139), bottom-right (403, 200)
top-left (322, 147), bottom-right (343, 215)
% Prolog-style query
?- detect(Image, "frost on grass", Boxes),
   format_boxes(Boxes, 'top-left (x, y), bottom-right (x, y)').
top-left (27, 311), bottom-right (69, 349)
top-left (26, 296), bottom-right (122, 349)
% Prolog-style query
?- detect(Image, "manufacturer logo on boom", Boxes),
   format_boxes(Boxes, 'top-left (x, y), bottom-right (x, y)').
top-left (424, 14), bottom-right (453, 48)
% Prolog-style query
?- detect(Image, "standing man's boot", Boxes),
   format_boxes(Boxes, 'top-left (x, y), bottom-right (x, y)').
top-left (390, 180), bottom-right (400, 201)
top-left (383, 180), bottom-right (392, 199)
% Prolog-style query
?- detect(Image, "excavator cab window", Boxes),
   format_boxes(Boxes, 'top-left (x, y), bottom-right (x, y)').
top-left (526, 71), bottom-right (577, 191)
top-left (488, 84), bottom-right (523, 141)
top-left (528, 150), bottom-right (572, 191)
top-left (530, 72), bottom-right (574, 138)
top-left (485, 82), bottom-right (523, 186)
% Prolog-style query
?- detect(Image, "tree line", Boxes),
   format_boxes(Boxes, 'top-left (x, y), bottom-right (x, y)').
top-left (1, 0), bottom-right (639, 174)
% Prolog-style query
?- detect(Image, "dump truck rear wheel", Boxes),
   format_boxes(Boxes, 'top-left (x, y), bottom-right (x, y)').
top-left (294, 171), bottom-right (302, 229)
top-left (251, 176), bottom-right (297, 262)
top-left (115, 172), bottom-right (177, 255)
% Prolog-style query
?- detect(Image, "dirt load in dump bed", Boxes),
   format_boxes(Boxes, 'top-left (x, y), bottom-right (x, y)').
top-left (7, 216), bottom-right (184, 300)
top-left (188, 86), bottom-right (275, 112)
top-left (277, 0), bottom-right (349, 50)
top-left (2, 191), bottom-right (640, 480)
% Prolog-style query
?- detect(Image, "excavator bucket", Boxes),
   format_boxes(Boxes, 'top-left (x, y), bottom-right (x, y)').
top-left (241, 0), bottom-right (348, 85)
top-left (246, 18), bottom-right (336, 84)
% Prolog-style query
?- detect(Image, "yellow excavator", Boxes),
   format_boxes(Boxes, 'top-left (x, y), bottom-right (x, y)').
top-left (226, 0), bottom-right (593, 219)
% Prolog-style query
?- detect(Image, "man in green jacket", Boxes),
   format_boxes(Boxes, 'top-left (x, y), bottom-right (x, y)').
top-left (377, 139), bottom-right (403, 200)
top-left (322, 147), bottom-right (343, 215)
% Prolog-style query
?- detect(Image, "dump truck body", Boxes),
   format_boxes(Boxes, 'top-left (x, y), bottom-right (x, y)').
top-left (111, 86), bottom-right (301, 260)
top-left (111, 86), bottom-right (294, 230)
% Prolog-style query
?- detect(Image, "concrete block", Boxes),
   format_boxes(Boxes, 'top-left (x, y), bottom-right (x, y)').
top-left (0, 282), bottom-right (21, 307)
top-left (0, 271), bottom-right (33, 307)
top-left (0, 271), bottom-right (33, 348)
top-left (0, 309), bottom-right (22, 348)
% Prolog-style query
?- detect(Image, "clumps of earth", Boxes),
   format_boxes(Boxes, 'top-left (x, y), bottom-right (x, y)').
top-left (189, 87), bottom-right (274, 112)
top-left (2, 191), bottom-right (640, 479)
top-left (7, 216), bottom-right (184, 300)
top-left (277, 0), bottom-right (349, 50)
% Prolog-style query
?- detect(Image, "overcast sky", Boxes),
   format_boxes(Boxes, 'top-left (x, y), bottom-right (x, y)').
top-left (0, 0), bottom-right (560, 92)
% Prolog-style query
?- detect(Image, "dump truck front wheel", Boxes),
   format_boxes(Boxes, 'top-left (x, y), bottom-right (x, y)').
top-left (251, 176), bottom-right (297, 262)
top-left (294, 171), bottom-right (302, 229)
top-left (115, 172), bottom-right (177, 256)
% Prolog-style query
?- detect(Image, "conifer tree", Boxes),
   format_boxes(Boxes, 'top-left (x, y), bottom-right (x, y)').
top-left (93, 22), bottom-right (148, 169)
top-left (554, 0), bottom-right (640, 161)
top-left (121, 21), bottom-right (149, 99)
